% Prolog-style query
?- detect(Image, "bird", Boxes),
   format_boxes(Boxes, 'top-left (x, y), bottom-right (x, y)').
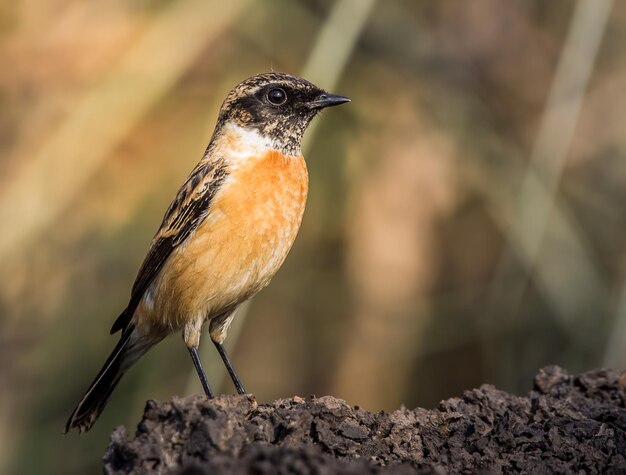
top-left (65, 72), bottom-right (350, 433)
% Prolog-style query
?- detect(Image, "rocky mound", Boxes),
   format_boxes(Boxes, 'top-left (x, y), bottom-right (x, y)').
top-left (104, 366), bottom-right (626, 474)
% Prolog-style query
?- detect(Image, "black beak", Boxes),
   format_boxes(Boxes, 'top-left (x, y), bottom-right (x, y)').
top-left (308, 92), bottom-right (351, 109)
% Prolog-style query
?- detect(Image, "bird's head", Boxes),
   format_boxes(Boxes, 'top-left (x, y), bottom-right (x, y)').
top-left (216, 72), bottom-right (350, 155)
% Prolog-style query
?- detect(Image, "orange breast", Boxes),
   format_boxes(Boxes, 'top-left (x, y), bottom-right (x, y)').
top-left (140, 150), bottom-right (308, 331)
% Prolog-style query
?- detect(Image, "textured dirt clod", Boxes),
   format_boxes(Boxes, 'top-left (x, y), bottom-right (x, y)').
top-left (104, 366), bottom-right (626, 474)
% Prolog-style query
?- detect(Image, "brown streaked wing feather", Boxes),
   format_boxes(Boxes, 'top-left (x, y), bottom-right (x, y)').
top-left (110, 160), bottom-right (228, 334)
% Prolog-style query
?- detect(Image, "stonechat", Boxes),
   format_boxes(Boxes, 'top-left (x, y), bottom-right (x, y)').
top-left (65, 72), bottom-right (349, 433)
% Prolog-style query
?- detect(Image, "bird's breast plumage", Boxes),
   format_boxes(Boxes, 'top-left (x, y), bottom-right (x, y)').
top-left (136, 127), bottom-right (308, 332)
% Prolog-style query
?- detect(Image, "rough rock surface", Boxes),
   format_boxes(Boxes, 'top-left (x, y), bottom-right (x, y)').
top-left (104, 366), bottom-right (626, 474)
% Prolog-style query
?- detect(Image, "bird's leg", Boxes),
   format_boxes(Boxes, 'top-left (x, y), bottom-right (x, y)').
top-left (188, 346), bottom-right (214, 398)
top-left (213, 340), bottom-right (246, 394)
top-left (184, 318), bottom-right (213, 398)
top-left (209, 311), bottom-right (246, 394)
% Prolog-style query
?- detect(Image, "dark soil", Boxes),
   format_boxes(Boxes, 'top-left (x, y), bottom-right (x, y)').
top-left (103, 366), bottom-right (626, 474)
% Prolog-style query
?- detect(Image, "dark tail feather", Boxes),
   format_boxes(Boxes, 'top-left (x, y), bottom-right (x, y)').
top-left (110, 306), bottom-right (131, 334)
top-left (65, 325), bottom-right (142, 434)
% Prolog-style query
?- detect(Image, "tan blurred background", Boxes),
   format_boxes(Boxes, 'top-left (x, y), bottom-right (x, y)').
top-left (1, 0), bottom-right (626, 473)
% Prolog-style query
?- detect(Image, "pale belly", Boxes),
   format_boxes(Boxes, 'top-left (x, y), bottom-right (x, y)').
top-left (136, 151), bottom-right (308, 332)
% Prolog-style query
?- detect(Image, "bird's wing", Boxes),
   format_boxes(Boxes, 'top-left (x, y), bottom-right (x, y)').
top-left (110, 159), bottom-right (228, 334)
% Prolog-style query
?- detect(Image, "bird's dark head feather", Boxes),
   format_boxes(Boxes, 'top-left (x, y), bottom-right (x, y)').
top-left (216, 72), bottom-right (349, 155)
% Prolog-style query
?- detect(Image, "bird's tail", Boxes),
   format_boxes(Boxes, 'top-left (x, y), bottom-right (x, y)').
top-left (64, 326), bottom-right (158, 434)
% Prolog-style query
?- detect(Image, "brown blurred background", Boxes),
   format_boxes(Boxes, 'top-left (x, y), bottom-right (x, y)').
top-left (1, 0), bottom-right (626, 473)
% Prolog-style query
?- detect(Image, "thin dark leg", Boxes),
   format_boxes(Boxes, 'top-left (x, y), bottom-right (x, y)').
top-left (188, 347), bottom-right (214, 398)
top-left (214, 341), bottom-right (246, 394)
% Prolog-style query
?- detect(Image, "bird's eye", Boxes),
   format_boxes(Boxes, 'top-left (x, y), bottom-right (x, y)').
top-left (267, 88), bottom-right (287, 105)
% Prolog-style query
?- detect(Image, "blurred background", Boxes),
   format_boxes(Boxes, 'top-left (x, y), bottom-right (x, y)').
top-left (1, 0), bottom-right (625, 473)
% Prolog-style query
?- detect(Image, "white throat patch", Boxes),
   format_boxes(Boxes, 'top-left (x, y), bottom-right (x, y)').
top-left (223, 122), bottom-right (301, 161)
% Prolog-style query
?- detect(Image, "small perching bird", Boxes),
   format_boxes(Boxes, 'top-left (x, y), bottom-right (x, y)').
top-left (64, 72), bottom-right (349, 433)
